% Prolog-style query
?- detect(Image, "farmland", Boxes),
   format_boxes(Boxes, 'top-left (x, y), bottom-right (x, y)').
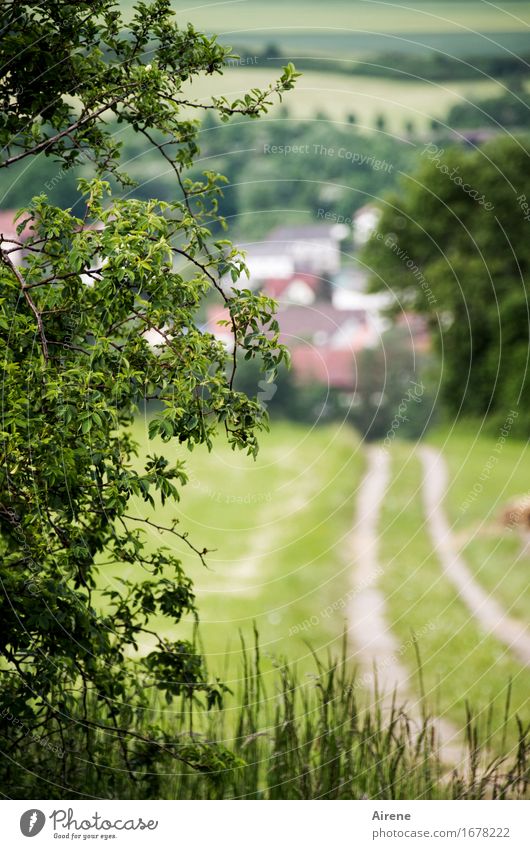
top-left (118, 0), bottom-right (530, 131)
top-left (181, 67), bottom-right (505, 130)
top-left (99, 417), bottom-right (530, 754)
top-left (122, 1), bottom-right (530, 44)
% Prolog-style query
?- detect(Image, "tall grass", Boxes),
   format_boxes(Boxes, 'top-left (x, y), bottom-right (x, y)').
top-left (3, 633), bottom-right (528, 799)
top-left (159, 634), bottom-right (529, 800)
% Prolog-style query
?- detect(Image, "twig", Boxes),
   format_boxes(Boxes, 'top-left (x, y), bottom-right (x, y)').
top-left (0, 99), bottom-right (121, 169)
top-left (1, 247), bottom-right (48, 361)
top-left (122, 513), bottom-right (214, 568)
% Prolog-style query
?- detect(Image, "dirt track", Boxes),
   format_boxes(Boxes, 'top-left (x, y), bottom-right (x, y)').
top-left (347, 447), bottom-right (412, 694)
top-left (420, 446), bottom-right (530, 668)
top-left (348, 446), bottom-right (464, 766)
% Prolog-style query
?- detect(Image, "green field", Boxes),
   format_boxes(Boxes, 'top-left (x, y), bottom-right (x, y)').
top-left (122, 1), bottom-right (530, 39)
top-left (118, 0), bottom-right (530, 131)
top-left (380, 437), bottom-right (529, 750)
top-left (120, 1), bottom-right (530, 58)
top-left (99, 419), bottom-right (364, 680)
top-left (172, 1), bottom-right (530, 34)
top-left (99, 417), bottom-right (529, 750)
top-left (182, 66), bottom-right (504, 130)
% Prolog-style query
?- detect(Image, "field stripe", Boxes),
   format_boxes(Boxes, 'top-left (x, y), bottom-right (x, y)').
top-left (348, 447), bottom-right (410, 692)
top-left (420, 446), bottom-right (530, 668)
top-left (348, 446), bottom-right (463, 766)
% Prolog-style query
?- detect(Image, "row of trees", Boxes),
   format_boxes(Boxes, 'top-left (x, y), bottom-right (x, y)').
top-left (233, 43), bottom-right (530, 85)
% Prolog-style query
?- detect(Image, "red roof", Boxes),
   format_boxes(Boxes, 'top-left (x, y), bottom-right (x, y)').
top-left (262, 272), bottom-right (324, 299)
top-left (292, 347), bottom-right (355, 390)
top-left (276, 303), bottom-right (366, 343)
top-left (206, 303), bottom-right (361, 389)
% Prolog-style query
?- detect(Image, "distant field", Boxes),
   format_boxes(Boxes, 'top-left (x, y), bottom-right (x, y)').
top-left (122, 1), bottom-right (530, 35)
top-left (118, 0), bottom-right (528, 131)
top-left (120, 1), bottom-right (530, 57)
top-left (182, 66), bottom-right (504, 130)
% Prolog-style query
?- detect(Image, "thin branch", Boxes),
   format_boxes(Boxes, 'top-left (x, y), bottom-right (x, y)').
top-left (26, 267), bottom-right (101, 290)
top-left (0, 99), bottom-right (121, 169)
top-left (122, 513), bottom-right (213, 568)
top-left (47, 340), bottom-right (92, 357)
top-left (129, 308), bottom-right (187, 366)
top-left (1, 247), bottom-right (48, 361)
top-left (138, 126), bottom-right (193, 214)
top-left (171, 246), bottom-right (239, 387)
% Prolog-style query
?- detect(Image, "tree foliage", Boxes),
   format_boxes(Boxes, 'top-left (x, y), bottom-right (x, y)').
top-left (0, 0), bottom-right (296, 794)
top-left (362, 136), bottom-right (530, 433)
top-left (447, 89), bottom-right (530, 131)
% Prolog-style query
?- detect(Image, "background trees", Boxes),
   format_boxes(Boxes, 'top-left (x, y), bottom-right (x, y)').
top-left (362, 136), bottom-right (530, 435)
top-left (0, 0), bottom-right (295, 794)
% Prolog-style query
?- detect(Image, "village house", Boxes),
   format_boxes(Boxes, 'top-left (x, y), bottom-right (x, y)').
top-left (352, 203), bottom-right (381, 247)
top-left (208, 216), bottom-right (429, 391)
top-left (242, 222), bottom-right (345, 289)
top-left (206, 300), bottom-right (375, 391)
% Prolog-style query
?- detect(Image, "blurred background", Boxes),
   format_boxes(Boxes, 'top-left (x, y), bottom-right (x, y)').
top-left (2, 0), bottom-right (529, 751)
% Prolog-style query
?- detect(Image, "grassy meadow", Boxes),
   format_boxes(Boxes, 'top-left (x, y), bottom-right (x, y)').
top-left (99, 419), bottom-right (365, 677)
top-left (379, 436), bottom-right (530, 752)
top-left (432, 424), bottom-right (530, 620)
top-left (97, 417), bottom-right (530, 757)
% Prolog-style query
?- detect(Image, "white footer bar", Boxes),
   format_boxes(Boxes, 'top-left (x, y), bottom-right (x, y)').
top-left (2, 799), bottom-right (529, 848)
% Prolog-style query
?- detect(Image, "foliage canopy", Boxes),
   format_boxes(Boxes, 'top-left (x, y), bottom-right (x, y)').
top-left (362, 136), bottom-right (530, 434)
top-left (0, 0), bottom-right (296, 793)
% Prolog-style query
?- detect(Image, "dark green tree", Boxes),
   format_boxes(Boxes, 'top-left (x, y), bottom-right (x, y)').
top-left (447, 90), bottom-right (530, 131)
top-left (374, 113), bottom-right (387, 132)
top-left (362, 136), bottom-right (530, 434)
top-left (0, 0), bottom-right (297, 796)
